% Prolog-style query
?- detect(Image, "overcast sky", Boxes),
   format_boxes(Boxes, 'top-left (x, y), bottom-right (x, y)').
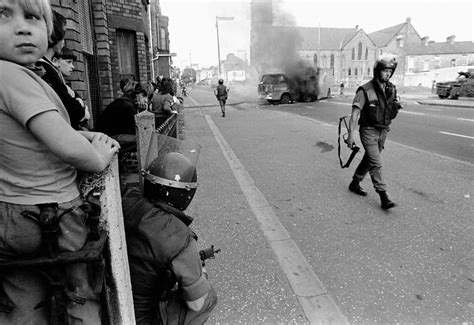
top-left (160, 0), bottom-right (474, 70)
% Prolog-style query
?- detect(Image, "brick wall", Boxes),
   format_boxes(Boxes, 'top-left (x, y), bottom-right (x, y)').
top-left (105, 0), bottom-right (151, 100)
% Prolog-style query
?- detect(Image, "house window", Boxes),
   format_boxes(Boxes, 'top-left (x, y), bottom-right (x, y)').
top-left (365, 48), bottom-right (368, 60)
top-left (78, 0), bottom-right (94, 54)
top-left (313, 54), bottom-right (318, 67)
top-left (352, 48), bottom-right (355, 60)
top-left (407, 57), bottom-right (415, 72)
top-left (358, 42), bottom-right (362, 60)
top-left (423, 60), bottom-right (429, 71)
top-left (355, 68), bottom-right (358, 76)
top-left (322, 55), bottom-right (327, 67)
top-left (396, 35), bottom-right (404, 47)
top-left (367, 67), bottom-right (370, 75)
top-left (434, 56), bottom-right (440, 68)
top-left (348, 67), bottom-right (351, 76)
top-left (116, 29), bottom-right (137, 80)
top-left (330, 54), bottom-right (334, 68)
top-left (159, 26), bottom-right (168, 51)
top-left (461, 54), bottom-right (468, 65)
top-left (451, 58), bottom-right (456, 66)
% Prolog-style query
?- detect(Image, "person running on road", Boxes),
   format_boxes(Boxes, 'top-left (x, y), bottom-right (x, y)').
top-left (346, 57), bottom-right (404, 210)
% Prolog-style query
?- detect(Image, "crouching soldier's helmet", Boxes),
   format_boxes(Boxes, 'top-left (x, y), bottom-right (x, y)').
top-left (142, 133), bottom-right (201, 211)
top-left (374, 57), bottom-right (397, 78)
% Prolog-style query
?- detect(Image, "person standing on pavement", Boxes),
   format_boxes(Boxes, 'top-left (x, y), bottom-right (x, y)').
top-left (0, 0), bottom-right (119, 322)
top-left (35, 10), bottom-right (88, 130)
top-left (52, 47), bottom-right (91, 129)
top-left (214, 79), bottom-right (229, 117)
top-left (151, 77), bottom-right (178, 116)
top-left (346, 57), bottom-right (403, 210)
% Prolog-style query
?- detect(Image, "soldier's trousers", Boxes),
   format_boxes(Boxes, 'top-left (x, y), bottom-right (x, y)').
top-left (352, 126), bottom-right (388, 193)
top-left (0, 198), bottom-right (101, 324)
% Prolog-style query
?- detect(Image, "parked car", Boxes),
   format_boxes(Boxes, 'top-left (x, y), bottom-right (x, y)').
top-left (436, 70), bottom-right (474, 99)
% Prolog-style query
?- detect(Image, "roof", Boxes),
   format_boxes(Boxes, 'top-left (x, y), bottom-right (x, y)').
top-left (270, 26), bottom-right (366, 50)
top-left (368, 23), bottom-right (405, 47)
top-left (405, 41), bottom-right (474, 55)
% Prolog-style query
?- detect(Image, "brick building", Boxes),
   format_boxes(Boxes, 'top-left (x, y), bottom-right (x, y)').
top-left (149, 0), bottom-right (174, 79)
top-left (50, 0), bottom-right (154, 127)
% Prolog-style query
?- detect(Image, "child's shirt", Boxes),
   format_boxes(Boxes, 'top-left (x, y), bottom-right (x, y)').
top-left (0, 60), bottom-right (79, 205)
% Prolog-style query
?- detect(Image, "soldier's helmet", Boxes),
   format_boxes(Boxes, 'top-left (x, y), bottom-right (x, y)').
top-left (374, 57), bottom-right (397, 78)
top-left (142, 133), bottom-right (200, 211)
top-left (218, 79), bottom-right (224, 85)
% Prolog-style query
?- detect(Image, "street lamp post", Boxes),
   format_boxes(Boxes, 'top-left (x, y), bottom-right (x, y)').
top-left (216, 16), bottom-right (234, 78)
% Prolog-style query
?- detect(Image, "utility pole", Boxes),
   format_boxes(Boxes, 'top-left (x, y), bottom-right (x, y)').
top-left (215, 16), bottom-right (234, 78)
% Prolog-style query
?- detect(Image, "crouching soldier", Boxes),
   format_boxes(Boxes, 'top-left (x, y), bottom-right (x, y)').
top-left (121, 134), bottom-right (217, 324)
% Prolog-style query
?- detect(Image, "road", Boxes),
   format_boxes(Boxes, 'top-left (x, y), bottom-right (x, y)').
top-left (180, 85), bottom-right (474, 324)
top-left (198, 84), bottom-right (474, 164)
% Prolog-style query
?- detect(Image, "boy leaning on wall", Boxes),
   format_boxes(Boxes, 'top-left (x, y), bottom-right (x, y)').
top-left (0, 0), bottom-right (120, 323)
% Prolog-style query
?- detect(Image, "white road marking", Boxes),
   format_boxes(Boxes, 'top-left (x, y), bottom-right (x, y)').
top-left (306, 106), bottom-right (313, 109)
top-left (439, 131), bottom-right (474, 140)
top-left (457, 118), bottom-right (474, 123)
top-left (400, 110), bottom-right (425, 115)
top-left (424, 107), bottom-right (442, 111)
top-left (205, 115), bottom-right (349, 325)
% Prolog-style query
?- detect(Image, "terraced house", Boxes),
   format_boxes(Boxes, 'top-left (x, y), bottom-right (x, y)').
top-left (50, 0), bottom-right (171, 128)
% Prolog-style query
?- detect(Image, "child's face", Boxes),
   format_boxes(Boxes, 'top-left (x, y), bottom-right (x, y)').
top-left (58, 58), bottom-right (74, 76)
top-left (0, 0), bottom-right (48, 66)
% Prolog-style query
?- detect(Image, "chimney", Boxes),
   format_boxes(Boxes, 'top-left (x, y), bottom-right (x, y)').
top-left (421, 36), bottom-right (429, 46)
top-left (355, 25), bottom-right (359, 30)
top-left (447, 35), bottom-right (456, 44)
top-left (406, 17), bottom-right (411, 24)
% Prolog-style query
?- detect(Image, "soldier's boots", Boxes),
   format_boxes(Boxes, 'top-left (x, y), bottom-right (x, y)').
top-left (379, 191), bottom-right (396, 210)
top-left (348, 180), bottom-right (367, 196)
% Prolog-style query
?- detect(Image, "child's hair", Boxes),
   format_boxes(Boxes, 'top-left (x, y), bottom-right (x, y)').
top-left (17, 0), bottom-right (53, 42)
top-left (53, 47), bottom-right (77, 61)
top-left (119, 78), bottom-right (131, 91)
top-left (122, 81), bottom-right (147, 99)
top-left (159, 78), bottom-right (175, 96)
top-left (143, 82), bottom-right (155, 101)
top-left (49, 10), bottom-right (66, 48)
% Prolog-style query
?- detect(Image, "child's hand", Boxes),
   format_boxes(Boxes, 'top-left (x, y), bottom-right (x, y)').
top-left (91, 133), bottom-right (120, 166)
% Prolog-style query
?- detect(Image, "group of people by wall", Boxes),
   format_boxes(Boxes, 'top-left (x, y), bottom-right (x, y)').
top-left (0, 0), bottom-right (216, 324)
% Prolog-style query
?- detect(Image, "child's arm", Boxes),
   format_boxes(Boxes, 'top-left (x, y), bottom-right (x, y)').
top-left (28, 111), bottom-right (119, 173)
top-left (78, 130), bottom-right (120, 148)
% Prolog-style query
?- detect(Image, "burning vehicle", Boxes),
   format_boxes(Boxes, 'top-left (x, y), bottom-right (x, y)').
top-left (257, 66), bottom-right (332, 104)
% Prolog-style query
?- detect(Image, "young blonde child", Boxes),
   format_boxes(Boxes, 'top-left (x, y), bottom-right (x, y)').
top-left (0, 0), bottom-right (119, 323)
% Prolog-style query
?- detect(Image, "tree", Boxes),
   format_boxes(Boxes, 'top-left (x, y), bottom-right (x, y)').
top-left (181, 68), bottom-right (196, 84)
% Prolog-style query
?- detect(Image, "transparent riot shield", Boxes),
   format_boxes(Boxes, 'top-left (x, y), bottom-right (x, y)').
top-left (141, 132), bottom-right (201, 189)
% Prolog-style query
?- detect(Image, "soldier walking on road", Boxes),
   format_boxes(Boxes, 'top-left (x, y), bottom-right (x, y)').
top-left (214, 79), bottom-right (229, 117)
top-left (346, 57), bottom-right (403, 210)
